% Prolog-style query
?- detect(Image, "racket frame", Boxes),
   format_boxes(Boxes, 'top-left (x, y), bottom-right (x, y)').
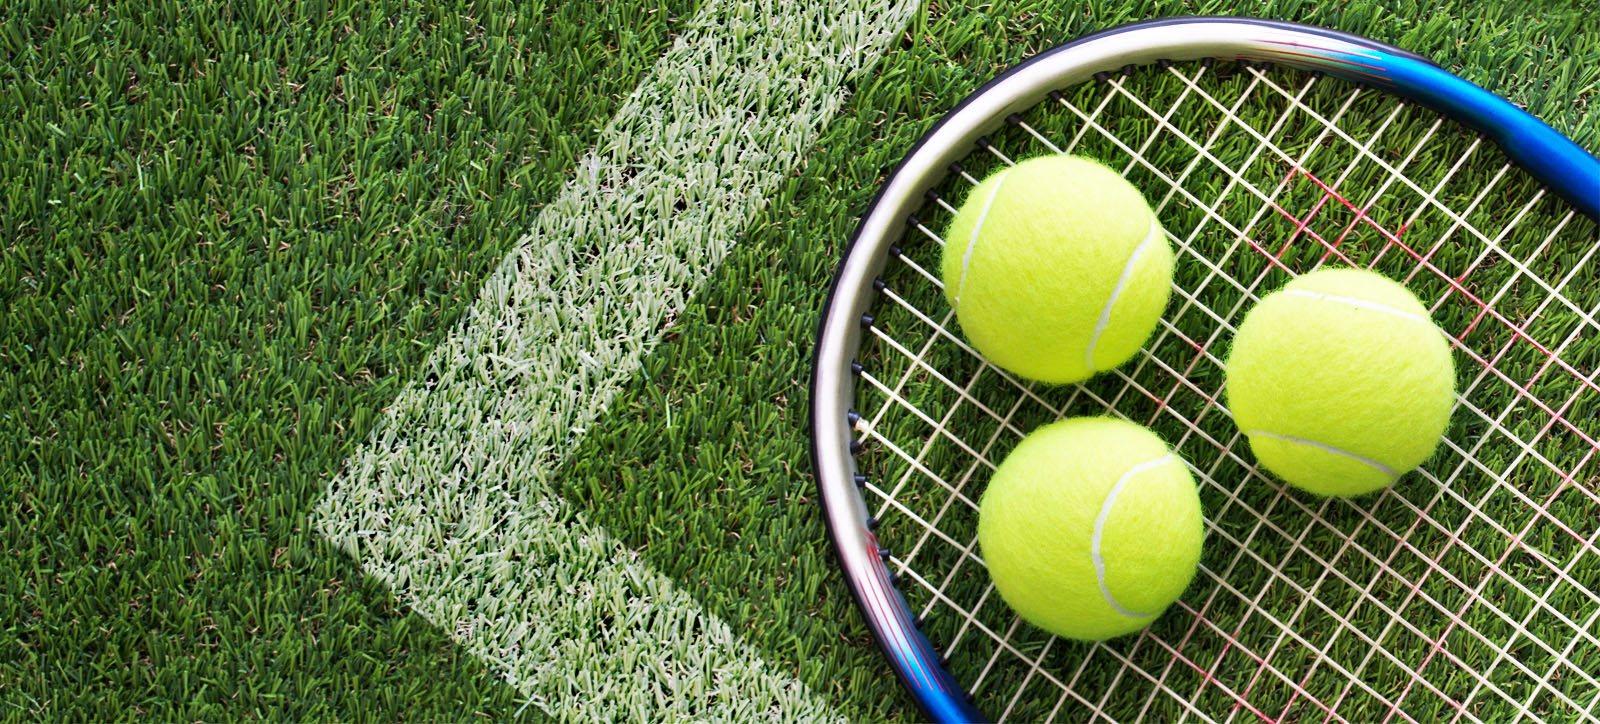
top-left (810, 15), bottom-right (1600, 724)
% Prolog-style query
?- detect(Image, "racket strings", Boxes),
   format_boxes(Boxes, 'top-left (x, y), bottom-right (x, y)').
top-left (853, 60), bottom-right (1600, 724)
top-left (1102, 70), bottom-right (1600, 714)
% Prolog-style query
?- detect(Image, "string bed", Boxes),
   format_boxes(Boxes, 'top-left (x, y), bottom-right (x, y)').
top-left (852, 60), bottom-right (1599, 724)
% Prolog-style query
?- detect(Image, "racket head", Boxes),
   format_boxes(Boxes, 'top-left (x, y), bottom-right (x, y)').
top-left (812, 17), bottom-right (1600, 724)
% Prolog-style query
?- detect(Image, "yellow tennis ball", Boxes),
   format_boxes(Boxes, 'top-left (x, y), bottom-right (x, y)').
top-left (1226, 268), bottom-right (1456, 497)
top-left (978, 417), bottom-right (1204, 641)
top-left (941, 155), bottom-right (1172, 384)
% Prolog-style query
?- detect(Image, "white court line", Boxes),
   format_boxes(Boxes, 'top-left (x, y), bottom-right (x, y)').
top-left (314, 0), bottom-right (914, 718)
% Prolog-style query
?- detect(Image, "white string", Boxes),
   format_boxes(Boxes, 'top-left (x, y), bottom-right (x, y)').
top-left (1140, 76), bottom-right (1444, 724)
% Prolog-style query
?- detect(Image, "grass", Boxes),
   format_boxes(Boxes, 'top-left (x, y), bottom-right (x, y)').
top-left (2, 0), bottom-right (1595, 721)
top-left (2, 0), bottom-right (697, 719)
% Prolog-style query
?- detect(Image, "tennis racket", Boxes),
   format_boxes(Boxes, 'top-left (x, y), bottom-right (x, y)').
top-left (811, 17), bottom-right (1599, 724)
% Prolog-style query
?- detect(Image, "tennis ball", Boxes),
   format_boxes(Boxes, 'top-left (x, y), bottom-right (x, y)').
top-left (1226, 268), bottom-right (1456, 497)
top-left (978, 417), bottom-right (1203, 641)
top-left (941, 155), bottom-right (1172, 384)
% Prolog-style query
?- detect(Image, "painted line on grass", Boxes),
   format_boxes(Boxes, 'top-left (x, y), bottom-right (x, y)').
top-left (315, 0), bottom-right (914, 719)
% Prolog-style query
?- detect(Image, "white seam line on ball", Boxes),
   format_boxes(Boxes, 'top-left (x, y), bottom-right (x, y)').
top-left (1085, 216), bottom-right (1163, 373)
top-left (1245, 430), bottom-right (1400, 477)
top-left (1279, 288), bottom-right (1437, 328)
top-left (955, 167), bottom-right (1011, 306)
top-left (1091, 452), bottom-right (1178, 619)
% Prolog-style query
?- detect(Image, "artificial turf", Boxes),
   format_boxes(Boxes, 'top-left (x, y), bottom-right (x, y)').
top-left (2, 0), bottom-right (1595, 721)
top-left (2, 0), bottom-right (696, 718)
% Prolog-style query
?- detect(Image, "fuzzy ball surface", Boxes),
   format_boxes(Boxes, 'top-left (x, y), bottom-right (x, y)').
top-left (941, 155), bottom-right (1171, 384)
top-left (1227, 268), bottom-right (1456, 497)
top-left (978, 417), bottom-right (1204, 641)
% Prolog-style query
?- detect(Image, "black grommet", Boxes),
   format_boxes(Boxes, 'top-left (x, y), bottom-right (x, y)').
top-left (878, 547), bottom-right (891, 562)
top-left (850, 439), bottom-right (864, 455)
top-left (1004, 113), bottom-right (1022, 126)
top-left (949, 162), bottom-right (964, 175)
top-left (872, 278), bottom-right (887, 291)
top-left (912, 616), bottom-right (923, 628)
top-left (1047, 90), bottom-right (1064, 102)
top-left (886, 245), bottom-right (901, 259)
top-left (867, 516), bottom-right (880, 530)
top-left (1259, 61), bottom-right (1275, 71)
top-left (974, 135), bottom-right (991, 148)
top-left (924, 188), bottom-right (941, 201)
top-left (1201, 57), bottom-right (1215, 68)
top-left (1092, 71), bottom-right (1110, 83)
top-left (1156, 58), bottom-right (1172, 69)
top-left (853, 473), bottom-right (867, 487)
top-left (847, 410), bottom-right (861, 426)
top-left (888, 570), bottom-right (900, 585)
top-left (1120, 64), bottom-right (1135, 76)
top-left (850, 362), bottom-right (863, 376)
top-left (859, 314), bottom-right (874, 328)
